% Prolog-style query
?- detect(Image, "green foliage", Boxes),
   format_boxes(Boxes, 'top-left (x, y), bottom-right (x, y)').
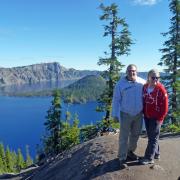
top-left (11, 151), bottom-right (18, 173)
top-left (44, 90), bottom-right (63, 155)
top-left (5, 146), bottom-right (14, 172)
top-left (159, 0), bottom-right (180, 124)
top-left (62, 75), bottom-right (106, 104)
top-left (16, 148), bottom-right (25, 172)
top-left (0, 143), bottom-right (7, 172)
top-left (111, 121), bottom-right (120, 129)
top-left (70, 114), bottom-right (80, 146)
top-left (161, 123), bottom-right (180, 133)
top-left (0, 156), bottom-right (4, 174)
top-left (44, 93), bottom-right (81, 155)
top-left (0, 143), bottom-right (33, 174)
top-left (97, 118), bottom-right (120, 131)
top-left (97, 3), bottom-right (133, 121)
top-left (80, 118), bottom-right (120, 142)
top-left (25, 145), bottom-right (33, 167)
top-left (65, 110), bottom-right (71, 122)
top-left (80, 125), bottom-right (98, 142)
top-left (61, 114), bottom-right (80, 150)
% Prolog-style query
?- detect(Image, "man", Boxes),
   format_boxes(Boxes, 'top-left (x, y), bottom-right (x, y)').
top-left (112, 64), bottom-right (145, 168)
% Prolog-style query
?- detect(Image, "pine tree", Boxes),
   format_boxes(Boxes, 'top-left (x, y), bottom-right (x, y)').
top-left (97, 3), bottom-right (132, 124)
top-left (70, 113), bottom-right (80, 146)
top-left (61, 113), bottom-right (80, 150)
top-left (16, 148), bottom-right (25, 172)
top-left (0, 156), bottom-right (4, 174)
top-left (159, 0), bottom-right (180, 124)
top-left (44, 90), bottom-right (62, 155)
top-left (11, 151), bottom-right (18, 173)
top-left (25, 145), bottom-right (33, 167)
top-left (0, 143), bottom-right (7, 172)
top-left (5, 146), bottom-right (14, 172)
top-left (65, 110), bottom-right (71, 123)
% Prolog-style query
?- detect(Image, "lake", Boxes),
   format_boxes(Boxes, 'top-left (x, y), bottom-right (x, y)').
top-left (0, 96), bottom-right (104, 158)
top-left (0, 80), bottom-right (76, 95)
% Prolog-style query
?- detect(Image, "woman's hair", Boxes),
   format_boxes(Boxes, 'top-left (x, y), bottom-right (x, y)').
top-left (147, 69), bottom-right (160, 83)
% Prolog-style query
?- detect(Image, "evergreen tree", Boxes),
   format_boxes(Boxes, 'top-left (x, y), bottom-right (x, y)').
top-left (0, 156), bottom-right (4, 174)
top-left (5, 146), bottom-right (14, 172)
top-left (0, 143), bottom-right (7, 172)
top-left (70, 113), bottom-right (80, 146)
top-left (65, 110), bottom-right (71, 123)
top-left (159, 0), bottom-right (180, 124)
top-left (11, 151), bottom-right (18, 173)
top-left (44, 90), bottom-right (62, 155)
top-left (97, 3), bottom-right (132, 123)
top-left (61, 113), bottom-right (80, 150)
top-left (16, 148), bottom-right (25, 172)
top-left (25, 145), bottom-right (33, 167)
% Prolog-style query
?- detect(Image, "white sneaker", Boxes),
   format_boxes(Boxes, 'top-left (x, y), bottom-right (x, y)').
top-left (140, 158), bottom-right (154, 165)
top-left (154, 154), bottom-right (160, 160)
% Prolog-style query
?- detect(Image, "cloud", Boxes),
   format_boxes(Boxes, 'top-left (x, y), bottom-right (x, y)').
top-left (133, 0), bottom-right (160, 6)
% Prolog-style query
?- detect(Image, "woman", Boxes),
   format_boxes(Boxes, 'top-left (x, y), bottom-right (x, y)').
top-left (140, 69), bottom-right (168, 165)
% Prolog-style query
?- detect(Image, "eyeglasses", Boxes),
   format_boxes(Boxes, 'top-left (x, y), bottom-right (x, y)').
top-left (151, 77), bottom-right (160, 80)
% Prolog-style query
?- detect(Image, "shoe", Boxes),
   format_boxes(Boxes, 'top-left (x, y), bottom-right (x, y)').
top-left (154, 154), bottom-right (160, 160)
top-left (140, 158), bottom-right (154, 165)
top-left (119, 160), bottom-right (128, 169)
top-left (127, 151), bottom-right (139, 160)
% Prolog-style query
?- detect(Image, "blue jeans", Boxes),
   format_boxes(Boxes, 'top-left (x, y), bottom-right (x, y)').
top-left (144, 117), bottom-right (161, 160)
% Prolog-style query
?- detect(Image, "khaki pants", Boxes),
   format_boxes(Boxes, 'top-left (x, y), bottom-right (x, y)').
top-left (118, 112), bottom-right (143, 161)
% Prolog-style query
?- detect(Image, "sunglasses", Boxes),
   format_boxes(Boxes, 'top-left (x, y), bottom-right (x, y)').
top-left (151, 77), bottom-right (160, 80)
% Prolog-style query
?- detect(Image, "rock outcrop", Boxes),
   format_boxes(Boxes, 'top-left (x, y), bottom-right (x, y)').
top-left (0, 62), bottom-right (99, 86)
top-left (3, 133), bottom-right (179, 180)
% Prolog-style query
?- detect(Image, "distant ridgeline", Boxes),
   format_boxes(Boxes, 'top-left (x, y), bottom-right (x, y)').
top-left (0, 62), bottom-right (164, 103)
top-left (0, 62), bottom-right (99, 86)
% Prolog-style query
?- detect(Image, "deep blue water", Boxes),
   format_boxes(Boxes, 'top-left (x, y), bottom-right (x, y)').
top-left (0, 96), bottom-right (104, 158)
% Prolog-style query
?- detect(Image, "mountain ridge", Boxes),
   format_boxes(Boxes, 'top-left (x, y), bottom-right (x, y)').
top-left (0, 62), bottom-right (100, 86)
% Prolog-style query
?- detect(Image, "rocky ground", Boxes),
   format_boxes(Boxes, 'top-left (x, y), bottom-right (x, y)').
top-left (0, 132), bottom-right (180, 180)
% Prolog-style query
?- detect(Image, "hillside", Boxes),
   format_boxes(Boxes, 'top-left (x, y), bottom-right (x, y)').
top-left (0, 62), bottom-right (99, 86)
top-left (2, 133), bottom-right (180, 180)
top-left (62, 75), bottom-right (106, 103)
top-left (6, 75), bottom-right (106, 103)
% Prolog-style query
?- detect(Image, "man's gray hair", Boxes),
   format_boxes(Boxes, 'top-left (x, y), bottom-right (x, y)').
top-left (126, 64), bottom-right (137, 73)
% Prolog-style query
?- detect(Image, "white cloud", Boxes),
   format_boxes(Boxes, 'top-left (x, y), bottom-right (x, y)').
top-left (133, 0), bottom-right (160, 6)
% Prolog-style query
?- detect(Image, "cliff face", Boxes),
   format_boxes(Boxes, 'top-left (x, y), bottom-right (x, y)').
top-left (0, 62), bottom-right (99, 86)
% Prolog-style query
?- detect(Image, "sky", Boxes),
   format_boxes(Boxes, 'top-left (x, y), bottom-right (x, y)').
top-left (0, 0), bottom-right (170, 72)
